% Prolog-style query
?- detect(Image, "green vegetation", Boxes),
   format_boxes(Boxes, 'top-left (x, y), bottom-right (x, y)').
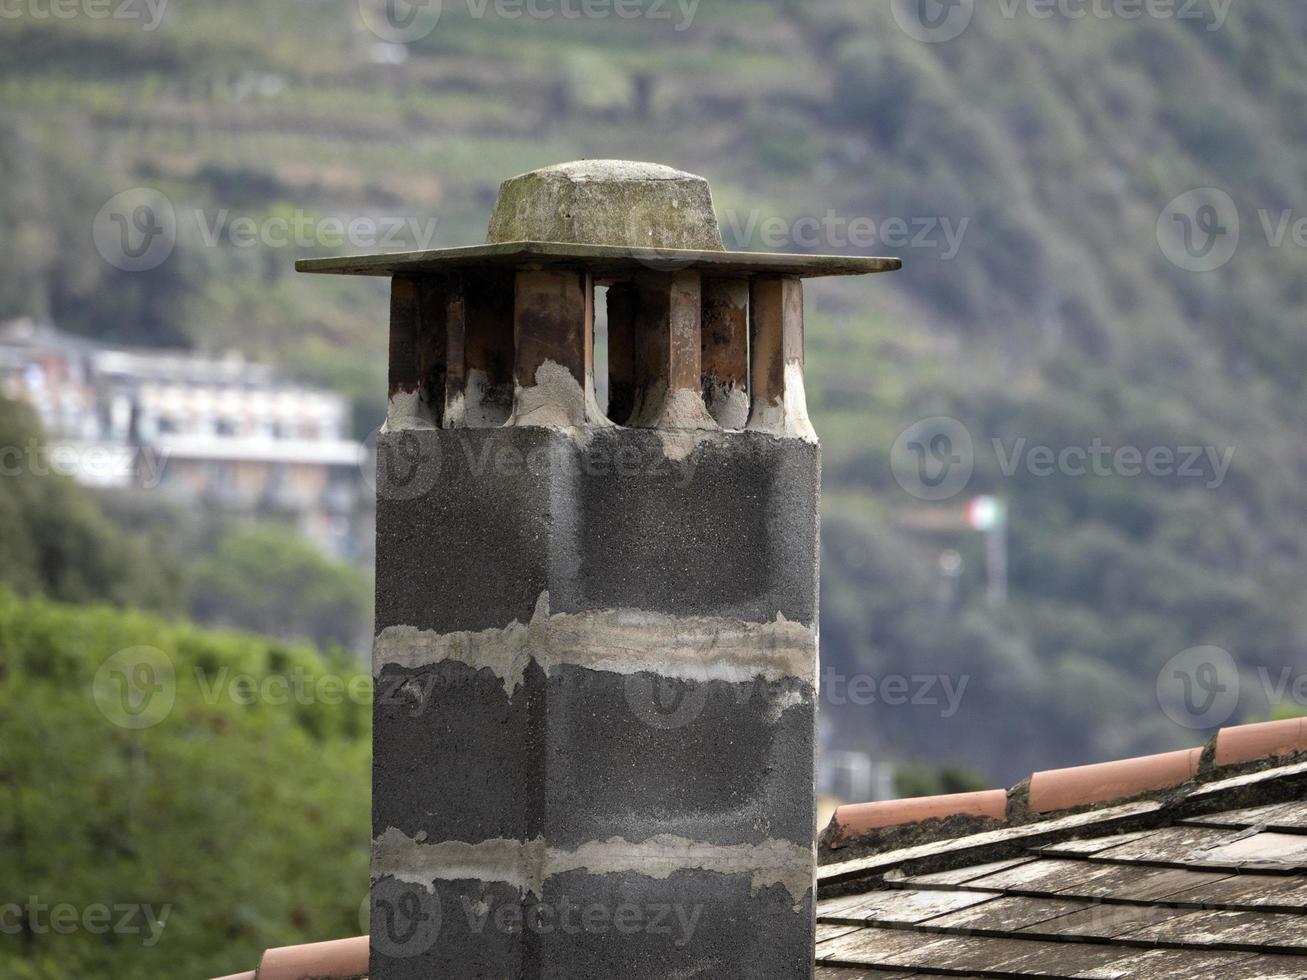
top-left (0, 396), bottom-right (372, 648)
top-left (0, 397), bottom-right (183, 614)
top-left (0, 590), bottom-right (370, 980)
top-left (893, 763), bottom-right (989, 801)
top-left (2, 1), bottom-right (1305, 785)
top-left (191, 525), bottom-right (371, 650)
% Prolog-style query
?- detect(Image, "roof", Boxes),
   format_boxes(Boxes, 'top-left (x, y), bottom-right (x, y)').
top-left (209, 720), bottom-right (1307, 980)
top-left (294, 240), bottom-right (902, 279)
top-left (815, 718), bottom-right (1307, 978)
top-left (211, 935), bottom-right (367, 980)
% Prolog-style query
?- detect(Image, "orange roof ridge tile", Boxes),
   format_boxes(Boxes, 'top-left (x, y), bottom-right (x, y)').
top-left (1214, 716), bottom-right (1307, 768)
top-left (208, 935), bottom-right (368, 980)
top-left (822, 717), bottom-right (1307, 853)
top-left (826, 789), bottom-right (1009, 851)
top-left (1027, 748), bottom-right (1201, 814)
top-left (256, 936), bottom-right (369, 980)
top-left (828, 789), bottom-right (1008, 847)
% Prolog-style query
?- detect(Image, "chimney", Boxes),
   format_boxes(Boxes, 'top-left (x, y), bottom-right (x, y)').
top-left (298, 160), bottom-right (898, 979)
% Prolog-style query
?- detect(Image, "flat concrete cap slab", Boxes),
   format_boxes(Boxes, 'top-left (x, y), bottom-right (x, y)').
top-left (295, 159), bottom-right (902, 279)
top-left (296, 240), bottom-right (900, 279)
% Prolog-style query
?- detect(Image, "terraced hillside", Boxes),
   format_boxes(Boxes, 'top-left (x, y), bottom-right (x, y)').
top-left (3, 0), bottom-right (1307, 780)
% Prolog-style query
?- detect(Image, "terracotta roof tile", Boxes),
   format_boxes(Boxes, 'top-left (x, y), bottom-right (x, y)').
top-left (1215, 717), bottom-right (1307, 768)
top-left (1027, 747), bottom-right (1202, 814)
top-left (817, 757), bottom-right (1307, 977)
top-left (223, 721), bottom-right (1307, 977)
top-left (822, 719), bottom-right (1307, 855)
top-left (829, 790), bottom-right (1007, 844)
top-left (209, 936), bottom-right (368, 980)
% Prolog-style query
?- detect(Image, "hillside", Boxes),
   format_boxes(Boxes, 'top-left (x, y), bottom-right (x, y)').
top-left (3, 0), bottom-right (1306, 780)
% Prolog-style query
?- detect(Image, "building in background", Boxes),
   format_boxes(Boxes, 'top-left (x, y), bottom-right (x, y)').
top-left (0, 319), bottom-right (367, 560)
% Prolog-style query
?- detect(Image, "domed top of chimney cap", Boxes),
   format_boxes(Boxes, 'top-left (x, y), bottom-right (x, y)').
top-left (486, 160), bottom-right (725, 252)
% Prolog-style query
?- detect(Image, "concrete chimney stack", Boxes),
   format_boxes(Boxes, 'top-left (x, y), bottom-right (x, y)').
top-left (298, 160), bottom-right (898, 979)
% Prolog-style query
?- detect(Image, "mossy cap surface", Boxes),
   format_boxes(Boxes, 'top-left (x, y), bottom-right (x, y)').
top-left (486, 160), bottom-right (725, 251)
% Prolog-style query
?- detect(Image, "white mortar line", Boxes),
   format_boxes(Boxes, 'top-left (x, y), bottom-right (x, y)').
top-left (373, 592), bottom-right (818, 692)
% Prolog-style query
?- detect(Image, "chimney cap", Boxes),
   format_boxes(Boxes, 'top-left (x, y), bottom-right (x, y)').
top-left (296, 159), bottom-right (902, 280)
top-left (487, 160), bottom-right (724, 252)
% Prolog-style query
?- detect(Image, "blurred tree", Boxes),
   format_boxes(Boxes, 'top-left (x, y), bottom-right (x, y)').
top-left (0, 396), bottom-right (183, 613)
top-left (0, 592), bottom-right (370, 980)
top-left (189, 525), bottom-right (370, 650)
